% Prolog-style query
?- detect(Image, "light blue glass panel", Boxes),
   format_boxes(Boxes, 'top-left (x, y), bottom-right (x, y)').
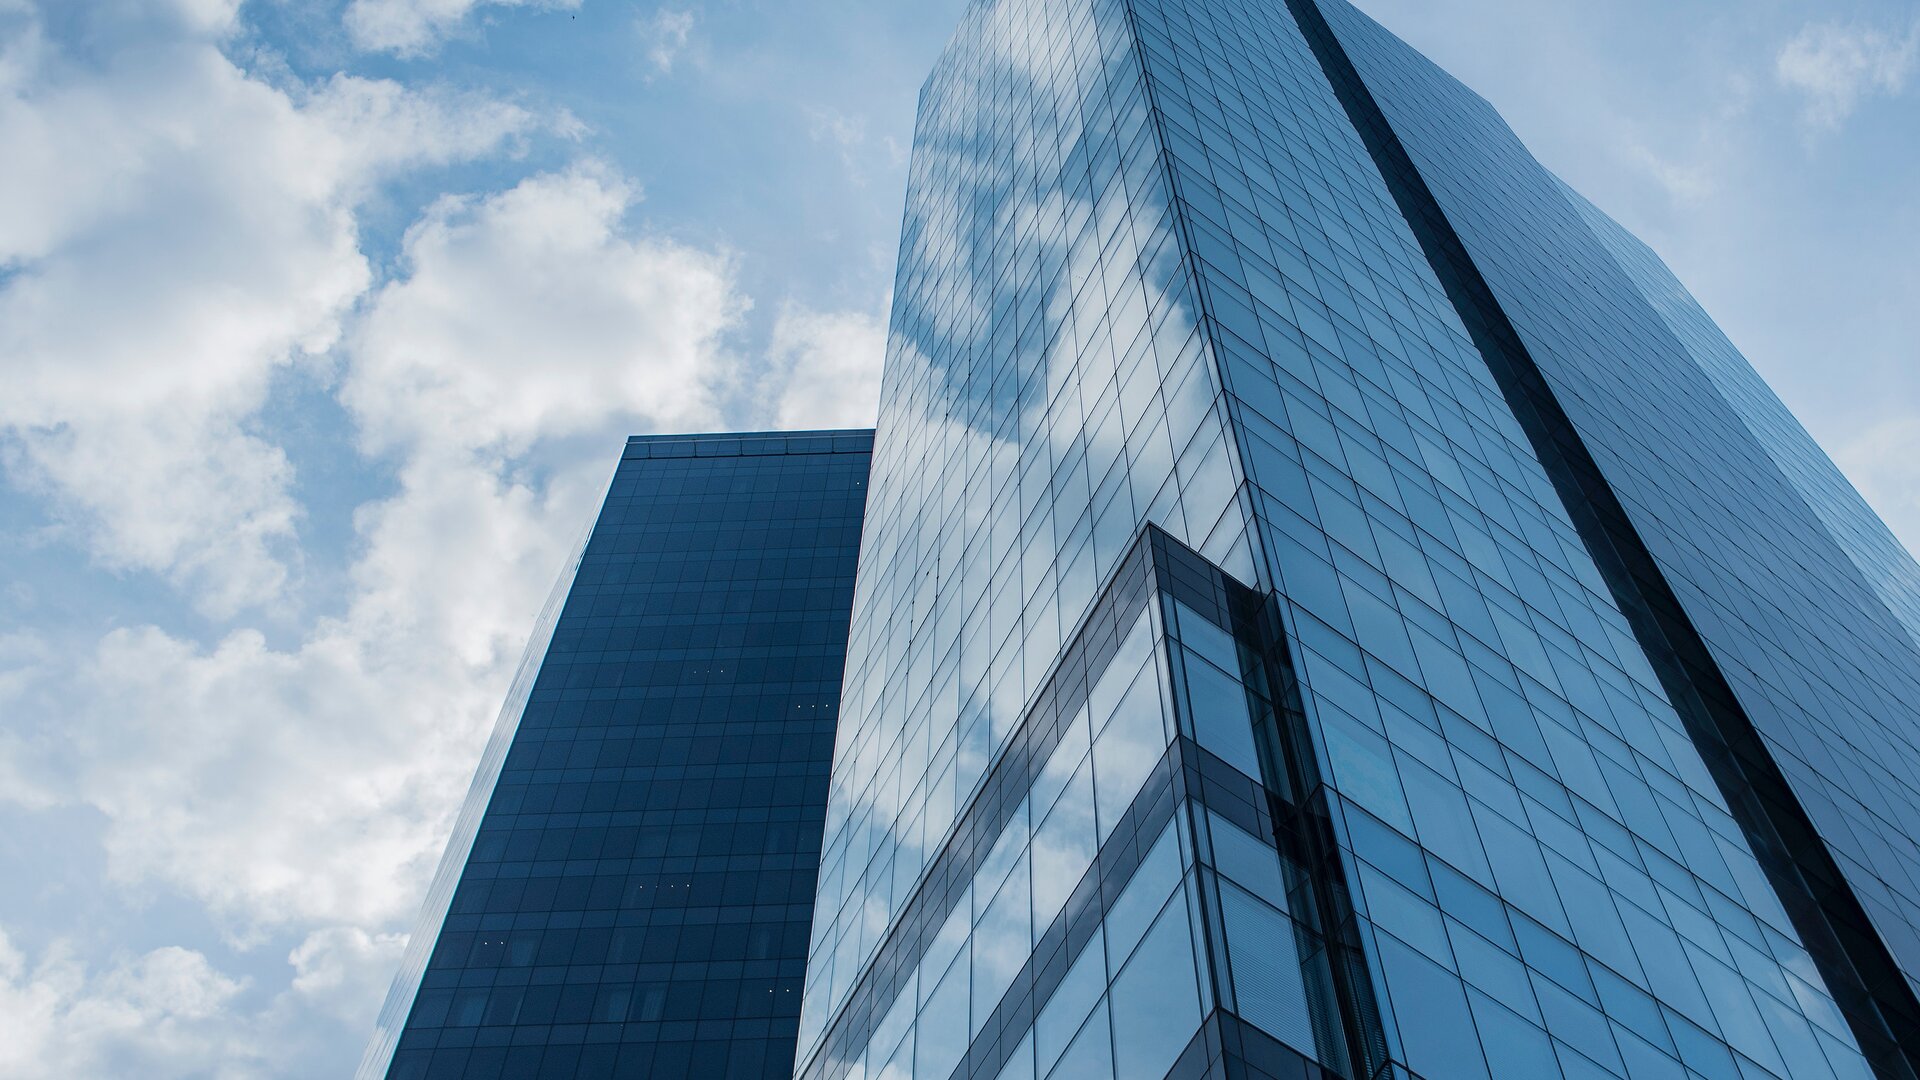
top-left (1206, 808), bottom-right (1288, 908)
top-left (917, 955), bottom-right (971, 1080)
top-left (1373, 933), bottom-right (1491, 1080)
top-left (1105, 817), bottom-right (1184, 967)
top-left (1032, 756), bottom-right (1098, 935)
top-left (1092, 663), bottom-right (1168, 840)
top-left (1038, 931), bottom-right (1109, 1079)
top-left (974, 853), bottom-right (1032, 1034)
top-left (1110, 897), bottom-right (1203, 1080)
top-left (994, 1031), bottom-right (1036, 1080)
top-left (1048, 1001), bottom-right (1114, 1080)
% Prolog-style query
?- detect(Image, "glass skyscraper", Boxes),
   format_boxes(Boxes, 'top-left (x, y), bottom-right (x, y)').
top-left (795, 1), bottom-right (1920, 1080)
top-left (359, 430), bottom-right (873, 1080)
top-left (362, 2), bottom-right (1920, 1079)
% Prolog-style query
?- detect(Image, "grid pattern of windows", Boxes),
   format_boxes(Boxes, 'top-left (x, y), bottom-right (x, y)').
top-left (802, 521), bottom-right (1199, 1080)
top-left (800, 0), bottom-right (1257, 1065)
top-left (1137, 0), bottom-right (1887, 1074)
top-left (805, 0), bottom-right (1920, 1079)
top-left (1311, 0), bottom-right (1920, 1070)
top-left (376, 431), bottom-right (871, 1080)
top-left (803, 525), bottom-right (1369, 1080)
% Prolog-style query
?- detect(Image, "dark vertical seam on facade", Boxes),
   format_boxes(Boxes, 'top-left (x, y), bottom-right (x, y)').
top-left (1118, 5), bottom-right (1390, 1074)
top-left (1279, 0), bottom-right (1920, 1074)
top-left (1113, 6), bottom-right (1397, 1068)
top-left (1233, 586), bottom-right (1387, 1080)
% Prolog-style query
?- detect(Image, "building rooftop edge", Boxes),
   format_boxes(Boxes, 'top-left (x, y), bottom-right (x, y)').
top-left (624, 427), bottom-right (875, 442)
top-left (621, 428), bottom-right (875, 460)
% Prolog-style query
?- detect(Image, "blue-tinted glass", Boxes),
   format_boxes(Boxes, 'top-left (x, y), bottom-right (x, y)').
top-left (401, 0), bottom-right (1920, 1078)
top-left (1110, 897), bottom-right (1202, 1080)
top-left (362, 431), bottom-right (871, 1080)
top-left (338, 3), bottom-right (1920, 1065)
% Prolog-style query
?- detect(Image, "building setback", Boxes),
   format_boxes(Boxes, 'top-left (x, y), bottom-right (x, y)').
top-left (359, 430), bottom-right (873, 1080)
top-left (797, 1), bottom-right (1920, 1080)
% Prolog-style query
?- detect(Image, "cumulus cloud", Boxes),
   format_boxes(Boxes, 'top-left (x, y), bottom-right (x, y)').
top-left (346, 164), bottom-right (734, 457)
top-left (0, 161), bottom-right (744, 934)
top-left (765, 304), bottom-right (887, 429)
top-left (0, 161), bottom-right (749, 1074)
top-left (0, 6), bottom-right (536, 617)
top-left (1625, 142), bottom-right (1717, 205)
top-left (805, 105), bottom-right (911, 182)
top-left (286, 928), bottom-right (409, 1026)
top-left (344, 0), bottom-right (581, 57)
top-left (0, 3), bottom-right (900, 1075)
top-left (0, 634), bottom-right (60, 813)
top-left (0, 631), bottom-right (49, 706)
top-left (1776, 18), bottom-right (1920, 131)
top-left (0, 929), bottom-right (256, 1079)
top-left (808, 105), bottom-right (867, 150)
top-left (0, 923), bottom-right (412, 1078)
top-left (0, 2), bottom-right (888, 1050)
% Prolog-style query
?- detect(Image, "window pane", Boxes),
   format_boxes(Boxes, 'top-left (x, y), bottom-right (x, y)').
top-left (916, 954), bottom-right (971, 1080)
top-left (1104, 816), bottom-right (1183, 969)
top-left (1207, 808), bottom-right (1288, 907)
top-left (1094, 667), bottom-right (1167, 838)
top-left (1374, 932), bottom-right (1491, 1080)
top-left (1037, 928), bottom-right (1107, 1077)
top-left (1111, 896), bottom-right (1203, 1080)
top-left (1048, 1000), bottom-right (1114, 1080)
top-left (975, 853), bottom-right (1032, 1033)
top-left (1182, 648), bottom-right (1262, 779)
top-left (1220, 879), bottom-right (1317, 1055)
top-left (1032, 758), bottom-right (1097, 936)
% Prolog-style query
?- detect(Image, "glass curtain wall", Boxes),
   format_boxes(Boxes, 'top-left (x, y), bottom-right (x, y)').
top-left (802, 0), bottom-right (1920, 1078)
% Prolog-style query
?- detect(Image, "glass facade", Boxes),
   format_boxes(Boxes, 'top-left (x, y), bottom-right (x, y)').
top-left (798, 2), bottom-right (1920, 1080)
top-left (798, 2), bottom-right (1253, 1072)
top-left (358, 2), bottom-right (1920, 1078)
top-left (359, 430), bottom-right (873, 1080)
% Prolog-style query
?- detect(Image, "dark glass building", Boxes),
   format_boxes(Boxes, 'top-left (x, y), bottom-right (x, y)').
top-left (796, 3), bottom-right (1920, 1080)
top-left (358, 430), bottom-right (873, 1080)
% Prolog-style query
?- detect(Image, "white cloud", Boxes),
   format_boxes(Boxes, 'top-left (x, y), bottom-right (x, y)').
top-left (0, 157), bottom-right (747, 937)
top-left (0, 445), bottom-right (606, 1069)
top-left (1776, 18), bottom-right (1920, 131)
top-left (0, 5), bottom-right (888, 1055)
top-left (344, 0), bottom-right (581, 57)
top-left (0, 923), bottom-right (414, 1078)
top-left (0, 631), bottom-right (48, 703)
top-left (639, 8), bottom-right (696, 76)
top-left (346, 164), bottom-right (733, 457)
top-left (766, 303), bottom-right (887, 429)
top-left (0, 4), bottom-right (897, 1073)
top-left (0, 8), bottom-right (536, 617)
top-left (0, 634), bottom-right (59, 813)
top-left (286, 927), bottom-right (408, 1026)
top-left (0, 152), bottom-right (755, 1073)
top-left (0, 929), bottom-right (257, 1079)
top-left (808, 105), bottom-right (867, 150)
top-left (1625, 142), bottom-right (1717, 205)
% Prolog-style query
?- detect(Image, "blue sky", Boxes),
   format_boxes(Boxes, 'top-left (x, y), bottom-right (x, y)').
top-left (0, 0), bottom-right (1913, 1074)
